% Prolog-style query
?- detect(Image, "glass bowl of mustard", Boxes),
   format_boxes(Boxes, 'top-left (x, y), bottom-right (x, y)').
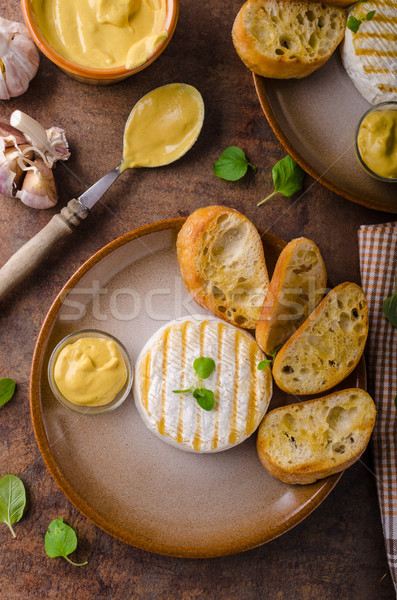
top-left (48, 330), bottom-right (133, 415)
top-left (21, 0), bottom-right (179, 85)
top-left (354, 101), bottom-right (397, 183)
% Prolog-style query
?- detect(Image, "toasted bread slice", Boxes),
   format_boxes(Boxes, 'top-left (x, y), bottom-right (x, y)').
top-left (272, 282), bottom-right (368, 395)
top-left (232, 0), bottom-right (347, 79)
top-left (176, 206), bottom-right (269, 329)
top-left (257, 388), bottom-right (376, 484)
top-left (256, 237), bottom-right (327, 355)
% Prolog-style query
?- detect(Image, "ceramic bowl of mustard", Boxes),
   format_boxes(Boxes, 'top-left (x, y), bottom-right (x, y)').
top-left (354, 101), bottom-right (397, 183)
top-left (48, 329), bottom-right (133, 415)
top-left (21, 0), bottom-right (179, 85)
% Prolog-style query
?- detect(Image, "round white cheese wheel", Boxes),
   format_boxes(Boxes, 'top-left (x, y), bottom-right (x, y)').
top-left (133, 316), bottom-right (273, 453)
top-left (340, 1), bottom-right (397, 105)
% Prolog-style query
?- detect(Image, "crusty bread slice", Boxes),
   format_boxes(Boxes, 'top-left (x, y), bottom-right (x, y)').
top-left (257, 388), bottom-right (376, 484)
top-left (256, 237), bottom-right (327, 355)
top-left (272, 282), bottom-right (368, 395)
top-left (176, 206), bottom-right (269, 329)
top-left (232, 0), bottom-right (347, 79)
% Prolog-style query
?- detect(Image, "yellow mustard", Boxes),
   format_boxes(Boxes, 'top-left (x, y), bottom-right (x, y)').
top-left (53, 337), bottom-right (127, 406)
top-left (121, 83), bottom-right (204, 170)
top-left (357, 110), bottom-right (397, 179)
top-left (31, 0), bottom-right (167, 70)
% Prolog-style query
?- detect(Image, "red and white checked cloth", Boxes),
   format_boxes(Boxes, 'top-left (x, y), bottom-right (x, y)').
top-left (358, 222), bottom-right (397, 593)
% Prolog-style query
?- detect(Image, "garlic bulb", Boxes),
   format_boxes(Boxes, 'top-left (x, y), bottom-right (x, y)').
top-left (0, 16), bottom-right (39, 100)
top-left (0, 112), bottom-right (70, 209)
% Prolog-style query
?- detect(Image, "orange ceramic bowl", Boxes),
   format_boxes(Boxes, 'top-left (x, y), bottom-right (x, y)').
top-left (21, 0), bottom-right (179, 85)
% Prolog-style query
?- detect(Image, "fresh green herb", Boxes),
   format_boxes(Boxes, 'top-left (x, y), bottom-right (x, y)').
top-left (258, 155), bottom-right (305, 206)
top-left (193, 357), bottom-right (215, 379)
top-left (347, 15), bottom-right (362, 32)
top-left (193, 388), bottom-right (215, 411)
top-left (383, 277), bottom-right (397, 328)
top-left (213, 146), bottom-right (256, 181)
top-left (173, 385), bottom-right (195, 394)
top-left (257, 359), bottom-right (272, 371)
top-left (173, 357), bottom-right (216, 410)
top-left (257, 345), bottom-right (282, 370)
top-left (347, 10), bottom-right (376, 33)
top-left (0, 378), bottom-right (16, 408)
top-left (45, 518), bottom-right (87, 566)
top-left (394, 395), bottom-right (397, 408)
top-left (0, 474), bottom-right (26, 538)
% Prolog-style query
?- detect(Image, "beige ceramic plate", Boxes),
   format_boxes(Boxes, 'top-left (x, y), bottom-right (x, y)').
top-left (30, 219), bottom-right (365, 557)
top-left (254, 54), bottom-right (397, 213)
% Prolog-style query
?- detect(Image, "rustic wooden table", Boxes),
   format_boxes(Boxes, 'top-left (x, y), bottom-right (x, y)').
top-left (1, 1), bottom-right (395, 598)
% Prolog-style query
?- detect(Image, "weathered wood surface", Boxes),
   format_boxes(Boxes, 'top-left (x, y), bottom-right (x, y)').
top-left (0, 1), bottom-right (394, 598)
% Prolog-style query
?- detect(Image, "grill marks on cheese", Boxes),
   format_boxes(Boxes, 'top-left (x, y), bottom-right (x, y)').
top-left (342, 0), bottom-right (397, 102)
top-left (134, 318), bottom-right (272, 453)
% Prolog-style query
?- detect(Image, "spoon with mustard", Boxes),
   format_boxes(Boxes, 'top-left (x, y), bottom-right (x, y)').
top-left (0, 83), bottom-right (204, 300)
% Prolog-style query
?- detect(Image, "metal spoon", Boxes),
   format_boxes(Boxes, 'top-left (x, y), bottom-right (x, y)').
top-left (0, 84), bottom-right (204, 301)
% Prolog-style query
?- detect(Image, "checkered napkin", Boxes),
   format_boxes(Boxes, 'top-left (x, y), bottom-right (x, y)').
top-left (358, 222), bottom-right (397, 593)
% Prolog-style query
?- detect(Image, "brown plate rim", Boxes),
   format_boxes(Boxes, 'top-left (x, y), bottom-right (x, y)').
top-left (30, 217), bottom-right (348, 558)
top-left (253, 72), bottom-right (397, 214)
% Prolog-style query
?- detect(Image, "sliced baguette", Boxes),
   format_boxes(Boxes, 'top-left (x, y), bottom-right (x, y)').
top-left (232, 0), bottom-right (347, 79)
top-left (272, 282), bottom-right (368, 395)
top-left (257, 388), bottom-right (376, 484)
top-left (176, 206), bottom-right (269, 329)
top-left (256, 237), bottom-right (327, 355)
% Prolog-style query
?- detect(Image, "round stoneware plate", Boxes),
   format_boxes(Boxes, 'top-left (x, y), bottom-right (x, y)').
top-left (30, 218), bottom-right (366, 558)
top-left (253, 54), bottom-right (397, 213)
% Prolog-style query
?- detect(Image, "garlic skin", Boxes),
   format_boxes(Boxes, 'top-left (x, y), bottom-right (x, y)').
top-left (16, 158), bottom-right (58, 209)
top-left (0, 144), bottom-right (34, 196)
top-left (45, 127), bottom-right (71, 165)
top-left (10, 111), bottom-right (70, 169)
top-left (0, 17), bottom-right (39, 100)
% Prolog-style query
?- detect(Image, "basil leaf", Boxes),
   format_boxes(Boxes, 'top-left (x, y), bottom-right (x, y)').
top-left (272, 155), bottom-right (305, 196)
top-left (193, 388), bottom-right (215, 411)
top-left (258, 359), bottom-right (272, 370)
top-left (366, 10), bottom-right (376, 20)
top-left (0, 378), bottom-right (16, 408)
top-left (0, 475), bottom-right (26, 538)
top-left (347, 15), bottom-right (362, 33)
top-left (213, 146), bottom-right (255, 181)
top-left (258, 155), bottom-right (304, 205)
top-left (193, 357), bottom-right (215, 379)
top-left (45, 518), bottom-right (87, 566)
top-left (383, 285), bottom-right (397, 328)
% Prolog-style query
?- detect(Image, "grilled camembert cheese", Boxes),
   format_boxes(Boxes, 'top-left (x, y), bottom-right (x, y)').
top-left (341, 0), bottom-right (397, 104)
top-left (133, 316), bottom-right (273, 453)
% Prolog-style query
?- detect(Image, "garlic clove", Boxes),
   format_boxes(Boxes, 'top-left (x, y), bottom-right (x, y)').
top-left (0, 121), bottom-right (28, 149)
top-left (0, 144), bottom-right (34, 195)
top-left (16, 157), bottom-right (58, 209)
top-left (0, 17), bottom-right (39, 100)
top-left (10, 110), bottom-right (49, 153)
top-left (0, 158), bottom-right (17, 197)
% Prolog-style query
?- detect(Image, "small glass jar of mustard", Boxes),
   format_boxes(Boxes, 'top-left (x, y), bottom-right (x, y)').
top-left (48, 330), bottom-right (133, 415)
top-left (354, 102), bottom-right (397, 182)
